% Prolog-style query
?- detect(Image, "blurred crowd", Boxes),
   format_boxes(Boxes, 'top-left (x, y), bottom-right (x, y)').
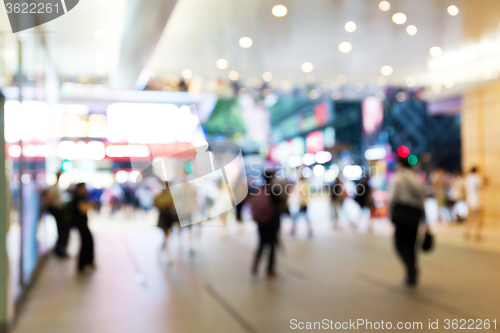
top-left (40, 162), bottom-right (485, 287)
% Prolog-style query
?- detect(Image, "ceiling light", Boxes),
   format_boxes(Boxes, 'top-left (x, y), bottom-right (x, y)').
top-left (429, 46), bottom-right (442, 57)
top-left (262, 72), bottom-right (273, 82)
top-left (406, 25), bottom-right (418, 36)
top-left (216, 59), bottom-right (228, 69)
top-left (345, 21), bottom-right (357, 32)
top-left (376, 76), bottom-right (387, 86)
top-left (229, 70), bottom-right (239, 81)
top-left (94, 29), bottom-right (108, 40)
top-left (447, 5), bottom-right (459, 16)
top-left (301, 62), bottom-right (314, 73)
top-left (182, 69), bottom-right (193, 79)
top-left (378, 1), bottom-right (391, 11)
top-left (380, 65), bottom-right (394, 76)
top-left (406, 77), bottom-right (416, 87)
top-left (272, 5), bottom-right (287, 17)
top-left (339, 42), bottom-right (353, 53)
top-left (443, 79), bottom-right (454, 88)
top-left (337, 74), bottom-right (347, 85)
top-left (239, 37), bottom-right (253, 48)
top-left (392, 13), bottom-right (407, 25)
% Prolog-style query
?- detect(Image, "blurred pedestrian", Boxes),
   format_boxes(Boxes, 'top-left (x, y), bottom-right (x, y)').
top-left (251, 171), bottom-right (286, 278)
top-left (388, 158), bottom-right (426, 287)
top-left (354, 176), bottom-right (373, 232)
top-left (72, 183), bottom-right (95, 273)
top-left (330, 177), bottom-right (344, 229)
top-left (448, 171), bottom-right (465, 222)
top-left (292, 175), bottom-right (313, 237)
top-left (464, 167), bottom-right (485, 241)
top-left (45, 171), bottom-right (69, 258)
top-left (154, 185), bottom-right (178, 263)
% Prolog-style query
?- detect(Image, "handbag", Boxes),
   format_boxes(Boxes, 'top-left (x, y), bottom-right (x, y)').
top-left (422, 229), bottom-right (434, 252)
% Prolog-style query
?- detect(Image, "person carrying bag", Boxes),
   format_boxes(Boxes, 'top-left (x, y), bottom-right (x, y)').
top-left (388, 158), bottom-right (432, 287)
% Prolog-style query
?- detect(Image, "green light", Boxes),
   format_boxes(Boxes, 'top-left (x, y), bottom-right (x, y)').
top-left (61, 159), bottom-right (73, 172)
top-left (408, 155), bottom-right (418, 166)
top-left (184, 162), bottom-right (194, 173)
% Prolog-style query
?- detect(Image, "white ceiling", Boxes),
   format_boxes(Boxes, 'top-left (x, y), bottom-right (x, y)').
top-left (2, 0), bottom-right (500, 96)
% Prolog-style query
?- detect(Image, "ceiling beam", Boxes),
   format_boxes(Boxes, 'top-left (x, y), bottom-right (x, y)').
top-left (110, 0), bottom-right (178, 90)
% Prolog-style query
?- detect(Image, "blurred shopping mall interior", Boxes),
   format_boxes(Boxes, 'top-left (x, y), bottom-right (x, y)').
top-left (1, 0), bottom-right (500, 332)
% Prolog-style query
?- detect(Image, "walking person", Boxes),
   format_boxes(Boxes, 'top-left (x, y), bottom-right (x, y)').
top-left (291, 176), bottom-right (313, 237)
top-left (388, 158), bottom-right (426, 287)
top-left (154, 186), bottom-right (179, 264)
top-left (330, 177), bottom-right (344, 230)
top-left (45, 171), bottom-right (69, 258)
top-left (251, 171), bottom-right (286, 278)
top-left (464, 167), bottom-right (485, 241)
top-left (71, 183), bottom-right (95, 273)
top-left (354, 176), bottom-right (374, 232)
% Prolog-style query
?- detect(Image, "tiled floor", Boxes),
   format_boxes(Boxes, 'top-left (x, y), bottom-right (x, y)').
top-left (11, 199), bottom-right (500, 333)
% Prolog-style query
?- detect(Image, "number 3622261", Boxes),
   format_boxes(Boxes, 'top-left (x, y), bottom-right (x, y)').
top-left (5, 2), bottom-right (61, 14)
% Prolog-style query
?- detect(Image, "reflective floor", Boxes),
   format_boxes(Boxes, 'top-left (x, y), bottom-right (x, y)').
top-left (12, 198), bottom-right (500, 333)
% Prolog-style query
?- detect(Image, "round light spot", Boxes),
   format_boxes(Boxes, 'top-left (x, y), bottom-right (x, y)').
top-left (345, 21), bottom-right (357, 32)
top-left (406, 25), bottom-right (418, 36)
top-left (262, 71), bottom-right (273, 82)
top-left (216, 58), bottom-right (229, 69)
top-left (429, 46), bottom-right (442, 57)
top-left (313, 165), bottom-right (325, 177)
top-left (378, 1), bottom-right (391, 11)
top-left (392, 13), bottom-right (407, 25)
top-left (228, 70), bottom-right (239, 81)
top-left (443, 79), bottom-right (454, 88)
top-left (406, 77), bottom-right (416, 87)
top-left (339, 42), bottom-right (353, 53)
top-left (380, 65), bottom-right (394, 76)
top-left (447, 5), bottom-right (459, 16)
top-left (239, 37), bottom-right (253, 48)
top-left (395, 92), bottom-right (407, 102)
top-left (182, 68), bottom-right (193, 79)
top-left (301, 62), bottom-right (314, 73)
top-left (272, 5), bottom-right (287, 17)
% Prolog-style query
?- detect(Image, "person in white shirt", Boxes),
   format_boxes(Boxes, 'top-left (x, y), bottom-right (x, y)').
top-left (464, 167), bottom-right (485, 241)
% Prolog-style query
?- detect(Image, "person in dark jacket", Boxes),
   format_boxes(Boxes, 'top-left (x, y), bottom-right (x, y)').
top-left (72, 183), bottom-right (95, 273)
top-left (252, 171), bottom-right (286, 278)
top-left (388, 158), bottom-right (426, 287)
